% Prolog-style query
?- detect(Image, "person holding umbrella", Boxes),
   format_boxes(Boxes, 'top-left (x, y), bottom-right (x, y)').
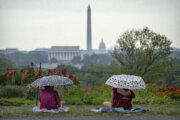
top-left (100, 74), bottom-right (145, 112)
top-left (103, 88), bottom-right (135, 111)
top-left (32, 75), bottom-right (73, 113)
top-left (39, 86), bottom-right (65, 110)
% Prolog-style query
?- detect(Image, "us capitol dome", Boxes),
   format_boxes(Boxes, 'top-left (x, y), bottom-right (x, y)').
top-left (99, 39), bottom-right (106, 50)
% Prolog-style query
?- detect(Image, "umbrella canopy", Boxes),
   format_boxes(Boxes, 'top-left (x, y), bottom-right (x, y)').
top-left (105, 74), bottom-right (146, 89)
top-left (32, 75), bottom-right (73, 86)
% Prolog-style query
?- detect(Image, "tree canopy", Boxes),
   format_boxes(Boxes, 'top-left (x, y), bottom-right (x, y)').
top-left (112, 27), bottom-right (172, 83)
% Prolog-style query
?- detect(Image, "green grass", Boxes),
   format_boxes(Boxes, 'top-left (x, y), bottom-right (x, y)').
top-left (0, 104), bottom-right (180, 118)
top-left (0, 97), bottom-right (35, 105)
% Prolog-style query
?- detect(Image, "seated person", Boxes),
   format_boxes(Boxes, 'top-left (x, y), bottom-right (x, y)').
top-left (39, 86), bottom-right (65, 110)
top-left (103, 88), bottom-right (135, 111)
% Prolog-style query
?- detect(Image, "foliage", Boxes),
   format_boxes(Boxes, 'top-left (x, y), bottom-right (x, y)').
top-left (0, 86), bottom-right (25, 98)
top-left (0, 57), bottom-right (18, 69)
top-left (83, 89), bottom-right (100, 104)
top-left (165, 63), bottom-right (180, 86)
top-left (56, 64), bottom-right (79, 75)
top-left (0, 52), bottom-right (47, 66)
top-left (0, 83), bottom-right (180, 107)
top-left (152, 84), bottom-right (180, 100)
top-left (78, 64), bottom-right (112, 86)
top-left (112, 27), bottom-right (172, 83)
top-left (0, 62), bottom-right (80, 86)
top-left (0, 60), bottom-right (179, 106)
top-left (72, 54), bottom-right (112, 65)
top-left (24, 84), bottom-right (37, 100)
top-left (71, 56), bottom-right (81, 64)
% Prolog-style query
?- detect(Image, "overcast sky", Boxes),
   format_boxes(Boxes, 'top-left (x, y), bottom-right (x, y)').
top-left (0, 0), bottom-right (180, 51)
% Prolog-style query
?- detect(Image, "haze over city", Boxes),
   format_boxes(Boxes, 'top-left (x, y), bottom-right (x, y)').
top-left (0, 0), bottom-right (180, 51)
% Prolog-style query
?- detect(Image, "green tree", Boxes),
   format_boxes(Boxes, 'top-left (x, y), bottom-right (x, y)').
top-left (112, 27), bottom-right (172, 83)
top-left (72, 56), bottom-right (81, 64)
top-left (78, 64), bottom-right (112, 86)
top-left (83, 73), bottom-right (98, 86)
top-left (82, 54), bottom-right (112, 65)
top-left (165, 63), bottom-right (180, 86)
top-left (56, 64), bottom-right (79, 75)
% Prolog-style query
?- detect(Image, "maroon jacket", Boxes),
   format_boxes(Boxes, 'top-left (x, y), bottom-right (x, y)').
top-left (40, 88), bottom-right (60, 110)
top-left (112, 88), bottom-right (135, 108)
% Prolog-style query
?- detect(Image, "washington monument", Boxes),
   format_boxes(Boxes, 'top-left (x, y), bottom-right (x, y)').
top-left (87, 5), bottom-right (92, 51)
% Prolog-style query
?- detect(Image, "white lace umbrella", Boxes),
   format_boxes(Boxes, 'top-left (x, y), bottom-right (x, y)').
top-left (32, 75), bottom-right (73, 86)
top-left (105, 74), bottom-right (146, 89)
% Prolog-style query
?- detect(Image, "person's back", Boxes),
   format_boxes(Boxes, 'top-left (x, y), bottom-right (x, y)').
top-left (112, 88), bottom-right (135, 109)
top-left (40, 86), bottom-right (60, 110)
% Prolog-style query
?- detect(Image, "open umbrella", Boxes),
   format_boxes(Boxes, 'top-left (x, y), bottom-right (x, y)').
top-left (32, 75), bottom-right (73, 106)
top-left (32, 75), bottom-right (73, 86)
top-left (105, 74), bottom-right (146, 89)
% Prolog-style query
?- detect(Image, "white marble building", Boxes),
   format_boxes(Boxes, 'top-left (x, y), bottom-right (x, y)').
top-left (48, 46), bottom-right (81, 62)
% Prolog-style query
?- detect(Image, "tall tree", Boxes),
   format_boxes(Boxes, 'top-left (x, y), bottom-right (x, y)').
top-left (112, 27), bottom-right (172, 83)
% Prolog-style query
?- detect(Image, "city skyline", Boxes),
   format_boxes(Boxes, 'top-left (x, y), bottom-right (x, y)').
top-left (0, 0), bottom-right (180, 51)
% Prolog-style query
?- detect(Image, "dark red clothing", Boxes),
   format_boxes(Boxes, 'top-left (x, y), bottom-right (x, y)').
top-left (112, 88), bottom-right (135, 108)
top-left (40, 88), bottom-right (60, 110)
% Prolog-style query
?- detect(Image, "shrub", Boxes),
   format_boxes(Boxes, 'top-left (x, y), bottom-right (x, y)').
top-left (24, 84), bottom-right (37, 100)
top-left (0, 85), bottom-right (25, 98)
top-left (66, 96), bottom-right (84, 105)
top-left (92, 97), bottom-right (106, 105)
top-left (83, 90), bottom-right (100, 104)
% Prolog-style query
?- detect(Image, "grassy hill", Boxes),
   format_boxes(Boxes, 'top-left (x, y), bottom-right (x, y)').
top-left (0, 57), bottom-right (18, 69)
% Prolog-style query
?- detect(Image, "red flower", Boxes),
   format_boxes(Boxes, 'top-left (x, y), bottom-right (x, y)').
top-left (20, 69), bottom-right (26, 73)
top-left (62, 68), bottom-right (67, 77)
top-left (30, 61), bottom-right (34, 66)
top-left (74, 75), bottom-right (77, 79)
top-left (24, 75), bottom-right (29, 81)
top-left (34, 73), bottom-right (39, 79)
top-left (69, 74), bottom-right (73, 80)
top-left (73, 75), bottom-right (80, 85)
top-left (167, 85), bottom-right (177, 91)
top-left (28, 68), bottom-right (32, 72)
top-left (9, 71), bottom-right (16, 79)
top-left (57, 71), bottom-right (61, 75)
top-left (48, 69), bottom-right (56, 75)
top-left (84, 88), bottom-right (90, 93)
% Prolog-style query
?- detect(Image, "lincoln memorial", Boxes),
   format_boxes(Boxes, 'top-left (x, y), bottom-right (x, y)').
top-left (48, 46), bottom-right (81, 62)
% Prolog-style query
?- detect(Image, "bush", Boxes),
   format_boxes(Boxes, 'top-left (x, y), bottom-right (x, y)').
top-left (0, 85), bottom-right (25, 98)
top-left (66, 96), bottom-right (84, 105)
top-left (24, 84), bottom-right (37, 100)
top-left (83, 90), bottom-right (100, 104)
top-left (56, 85), bottom-right (84, 105)
top-left (92, 97), bottom-right (105, 105)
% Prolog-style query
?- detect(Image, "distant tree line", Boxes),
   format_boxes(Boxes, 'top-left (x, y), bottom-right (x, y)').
top-left (72, 54), bottom-right (113, 65)
top-left (0, 51), bottom-right (48, 66)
